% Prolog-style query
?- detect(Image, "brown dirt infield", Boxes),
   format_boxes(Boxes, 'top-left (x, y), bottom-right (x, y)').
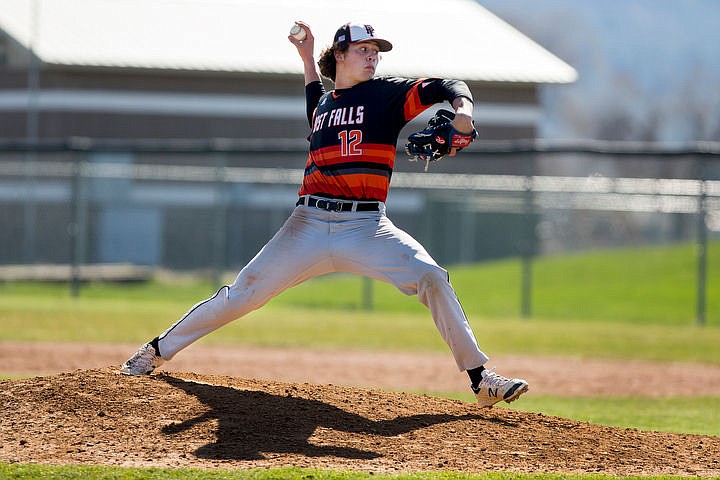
top-left (1, 368), bottom-right (719, 476)
top-left (1, 342), bottom-right (720, 476)
top-left (4, 341), bottom-right (720, 397)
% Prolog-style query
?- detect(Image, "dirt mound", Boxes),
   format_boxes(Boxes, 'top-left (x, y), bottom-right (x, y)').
top-left (6, 341), bottom-right (720, 397)
top-left (1, 369), bottom-right (719, 476)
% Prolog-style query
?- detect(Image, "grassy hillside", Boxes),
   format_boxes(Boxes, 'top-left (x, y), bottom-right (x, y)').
top-left (3, 241), bottom-right (715, 325)
top-left (1, 242), bottom-right (718, 364)
top-left (274, 240), bottom-right (719, 325)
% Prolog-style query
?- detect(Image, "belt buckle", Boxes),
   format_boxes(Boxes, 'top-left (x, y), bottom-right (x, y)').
top-left (316, 198), bottom-right (343, 212)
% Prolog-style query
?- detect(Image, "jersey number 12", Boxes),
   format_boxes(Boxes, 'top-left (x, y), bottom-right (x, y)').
top-left (338, 130), bottom-right (362, 156)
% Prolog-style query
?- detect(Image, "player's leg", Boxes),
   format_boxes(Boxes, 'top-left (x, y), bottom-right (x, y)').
top-left (121, 207), bottom-right (334, 374)
top-left (332, 210), bottom-right (528, 406)
top-left (331, 210), bottom-right (487, 370)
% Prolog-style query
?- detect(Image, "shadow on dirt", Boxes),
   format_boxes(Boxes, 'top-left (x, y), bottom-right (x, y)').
top-left (160, 374), bottom-right (484, 460)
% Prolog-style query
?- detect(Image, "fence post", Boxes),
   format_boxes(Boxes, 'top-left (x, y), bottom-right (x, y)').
top-left (459, 192), bottom-right (477, 263)
top-left (362, 277), bottom-right (374, 310)
top-left (69, 152), bottom-right (88, 297)
top-left (521, 155), bottom-right (536, 318)
top-left (212, 152), bottom-right (228, 286)
top-left (22, 153), bottom-right (39, 264)
top-left (696, 156), bottom-right (708, 326)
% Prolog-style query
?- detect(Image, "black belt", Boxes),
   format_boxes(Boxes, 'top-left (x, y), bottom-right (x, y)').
top-left (296, 196), bottom-right (380, 212)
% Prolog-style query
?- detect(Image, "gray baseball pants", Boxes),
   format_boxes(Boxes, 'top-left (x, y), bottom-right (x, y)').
top-left (156, 198), bottom-right (489, 371)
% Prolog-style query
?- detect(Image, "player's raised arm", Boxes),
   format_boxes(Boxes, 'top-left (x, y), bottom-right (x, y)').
top-left (288, 21), bottom-right (320, 85)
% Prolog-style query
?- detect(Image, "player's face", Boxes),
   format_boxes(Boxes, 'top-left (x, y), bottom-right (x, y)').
top-left (340, 41), bottom-right (381, 83)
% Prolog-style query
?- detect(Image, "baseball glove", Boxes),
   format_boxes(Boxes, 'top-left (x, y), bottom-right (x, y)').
top-left (405, 109), bottom-right (477, 171)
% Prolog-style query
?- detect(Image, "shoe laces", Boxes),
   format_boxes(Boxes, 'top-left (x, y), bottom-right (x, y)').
top-left (128, 344), bottom-right (156, 366)
top-left (479, 367), bottom-right (512, 388)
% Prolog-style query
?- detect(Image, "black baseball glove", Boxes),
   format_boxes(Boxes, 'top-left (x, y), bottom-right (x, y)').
top-left (405, 109), bottom-right (477, 170)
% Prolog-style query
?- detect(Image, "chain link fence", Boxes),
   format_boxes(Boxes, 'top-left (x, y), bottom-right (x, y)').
top-left (1, 138), bottom-right (718, 323)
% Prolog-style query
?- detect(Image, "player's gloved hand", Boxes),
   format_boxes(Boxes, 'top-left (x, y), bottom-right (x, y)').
top-left (405, 109), bottom-right (477, 171)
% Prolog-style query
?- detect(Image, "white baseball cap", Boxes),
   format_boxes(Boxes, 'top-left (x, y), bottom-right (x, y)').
top-left (333, 23), bottom-right (393, 52)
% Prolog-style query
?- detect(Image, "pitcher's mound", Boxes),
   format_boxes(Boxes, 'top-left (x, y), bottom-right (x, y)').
top-left (1, 368), bottom-right (718, 476)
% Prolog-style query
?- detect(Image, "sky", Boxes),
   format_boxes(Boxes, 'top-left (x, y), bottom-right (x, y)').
top-left (477, 0), bottom-right (720, 140)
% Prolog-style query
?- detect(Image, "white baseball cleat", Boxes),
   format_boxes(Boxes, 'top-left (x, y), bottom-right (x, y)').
top-left (121, 342), bottom-right (164, 376)
top-left (472, 367), bottom-right (529, 407)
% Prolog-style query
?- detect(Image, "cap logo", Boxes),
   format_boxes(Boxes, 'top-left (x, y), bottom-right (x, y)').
top-left (334, 22), bottom-right (392, 52)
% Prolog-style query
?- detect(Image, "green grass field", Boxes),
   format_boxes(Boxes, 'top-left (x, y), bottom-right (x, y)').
top-left (0, 464), bottom-right (685, 480)
top-left (1, 241), bottom-right (718, 479)
top-left (1, 242), bottom-right (718, 362)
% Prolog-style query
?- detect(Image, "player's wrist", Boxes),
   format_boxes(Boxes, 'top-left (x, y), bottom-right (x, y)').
top-left (451, 114), bottom-right (474, 135)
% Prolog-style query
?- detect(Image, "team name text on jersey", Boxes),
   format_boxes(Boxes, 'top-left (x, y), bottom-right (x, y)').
top-left (312, 106), bottom-right (365, 133)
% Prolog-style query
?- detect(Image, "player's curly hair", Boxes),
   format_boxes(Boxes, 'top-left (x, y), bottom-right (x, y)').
top-left (317, 44), bottom-right (348, 82)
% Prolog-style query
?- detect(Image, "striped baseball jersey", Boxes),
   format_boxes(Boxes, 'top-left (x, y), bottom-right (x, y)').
top-left (299, 77), bottom-right (473, 202)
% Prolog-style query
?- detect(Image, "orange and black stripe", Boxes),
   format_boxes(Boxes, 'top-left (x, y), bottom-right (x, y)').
top-left (299, 144), bottom-right (395, 201)
top-left (403, 78), bottom-right (435, 122)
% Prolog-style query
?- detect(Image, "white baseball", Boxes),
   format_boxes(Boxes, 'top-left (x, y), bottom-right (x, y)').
top-left (290, 24), bottom-right (306, 41)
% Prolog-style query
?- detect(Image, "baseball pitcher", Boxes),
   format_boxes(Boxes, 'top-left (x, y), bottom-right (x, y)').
top-left (122, 21), bottom-right (529, 408)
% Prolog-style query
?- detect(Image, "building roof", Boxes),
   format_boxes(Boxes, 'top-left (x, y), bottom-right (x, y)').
top-left (0, 0), bottom-right (577, 84)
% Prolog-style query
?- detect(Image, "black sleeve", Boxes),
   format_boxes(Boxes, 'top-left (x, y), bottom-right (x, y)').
top-left (305, 80), bottom-right (325, 126)
top-left (418, 78), bottom-right (474, 105)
